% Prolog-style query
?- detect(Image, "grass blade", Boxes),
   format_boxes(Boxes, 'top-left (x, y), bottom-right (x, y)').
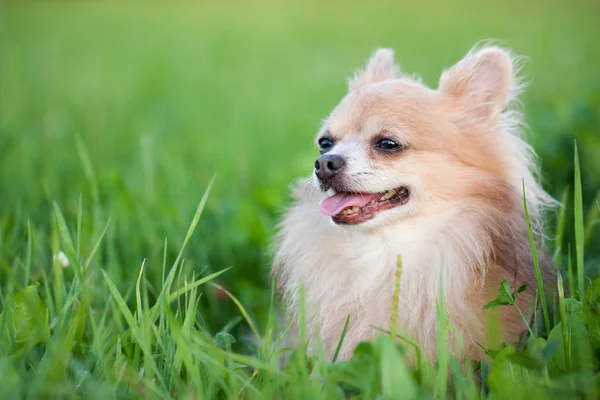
top-left (436, 263), bottom-right (449, 400)
top-left (53, 202), bottom-right (83, 286)
top-left (52, 202), bottom-right (77, 259)
top-left (24, 221), bottom-right (32, 286)
top-left (573, 141), bottom-right (585, 300)
top-left (101, 269), bottom-right (163, 389)
top-left (84, 217), bottom-right (111, 271)
top-left (567, 244), bottom-right (574, 297)
top-left (136, 260), bottom-right (146, 324)
top-left (554, 186), bottom-right (569, 257)
top-left (331, 315), bottom-right (350, 363)
top-left (390, 255), bottom-right (402, 340)
top-left (556, 271), bottom-right (571, 371)
top-left (522, 180), bottom-right (551, 333)
top-left (167, 267), bottom-right (232, 303)
top-left (51, 211), bottom-right (65, 310)
top-left (584, 189), bottom-right (599, 247)
top-left (76, 193), bottom-right (83, 260)
top-left (152, 176), bottom-right (215, 322)
top-left (173, 175), bottom-right (216, 271)
top-left (162, 302), bottom-right (204, 393)
top-left (75, 133), bottom-right (99, 202)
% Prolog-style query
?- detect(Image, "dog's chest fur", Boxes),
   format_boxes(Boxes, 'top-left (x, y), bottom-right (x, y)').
top-left (272, 184), bottom-right (488, 361)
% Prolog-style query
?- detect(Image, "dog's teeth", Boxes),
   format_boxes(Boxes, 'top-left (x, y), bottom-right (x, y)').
top-left (340, 207), bottom-right (359, 215)
top-left (369, 200), bottom-right (375, 205)
top-left (380, 189), bottom-right (397, 201)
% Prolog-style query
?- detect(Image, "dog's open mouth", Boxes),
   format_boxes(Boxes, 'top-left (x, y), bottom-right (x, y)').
top-left (319, 187), bottom-right (410, 225)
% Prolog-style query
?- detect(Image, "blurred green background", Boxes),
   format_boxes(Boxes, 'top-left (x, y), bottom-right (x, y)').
top-left (1, 1), bottom-right (599, 348)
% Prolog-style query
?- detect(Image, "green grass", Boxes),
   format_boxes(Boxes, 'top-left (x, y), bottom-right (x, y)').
top-left (1, 1), bottom-right (600, 398)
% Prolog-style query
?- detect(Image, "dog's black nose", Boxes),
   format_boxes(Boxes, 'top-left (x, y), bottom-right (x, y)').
top-left (315, 154), bottom-right (345, 180)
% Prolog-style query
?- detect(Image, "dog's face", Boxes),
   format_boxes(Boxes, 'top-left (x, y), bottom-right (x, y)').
top-left (313, 47), bottom-right (514, 229)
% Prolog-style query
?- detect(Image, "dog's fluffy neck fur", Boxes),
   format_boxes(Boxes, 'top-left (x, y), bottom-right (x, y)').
top-left (273, 183), bottom-right (543, 361)
top-left (271, 43), bottom-right (556, 363)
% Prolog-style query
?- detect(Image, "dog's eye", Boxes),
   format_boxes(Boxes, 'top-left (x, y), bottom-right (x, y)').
top-left (376, 139), bottom-right (402, 151)
top-left (318, 138), bottom-right (334, 152)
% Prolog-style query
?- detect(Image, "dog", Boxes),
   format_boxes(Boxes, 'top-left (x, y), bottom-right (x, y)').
top-left (270, 43), bottom-right (557, 364)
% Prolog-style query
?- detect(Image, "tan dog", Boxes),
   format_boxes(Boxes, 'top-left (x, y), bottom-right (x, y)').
top-left (271, 44), bottom-right (557, 363)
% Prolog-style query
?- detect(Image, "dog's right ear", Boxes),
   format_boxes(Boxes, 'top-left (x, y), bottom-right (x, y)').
top-left (348, 48), bottom-right (399, 92)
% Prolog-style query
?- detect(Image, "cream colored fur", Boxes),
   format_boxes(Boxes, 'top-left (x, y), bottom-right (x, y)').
top-left (271, 43), bottom-right (557, 363)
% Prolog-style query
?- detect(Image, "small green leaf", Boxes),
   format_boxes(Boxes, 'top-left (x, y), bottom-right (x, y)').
top-left (546, 314), bottom-right (596, 373)
top-left (487, 345), bottom-right (539, 398)
top-left (484, 279), bottom-right (515, 309)
top-left (583, 306), bottom-right (600, 349)
top-left (377, 336), bottom-right (417, 399)
top-left (484, 281), bottom-right (529, 310)
top-left (514, 284), bottom-right (528, 295)
top-left (498, 279), bottom-right (514, 304)
top-left (1, 285), bottom-right (50, 351)
top-left (483, 299), bottom-right (506, 310)
top-left (352, 341), bottom-right (375, 357)
top-left (564, 298), bottom-right (584, 319)
top-left (542, 338), bottom-right (561, 361)
top-left (506, 352), bottom-right (543, 370)
top-left (214, 332), bottom-right (236, 349)
top-left (525, 337), bottom-right (547, 359)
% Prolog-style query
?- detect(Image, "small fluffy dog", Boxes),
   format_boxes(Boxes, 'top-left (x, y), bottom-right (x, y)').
top-left (271, 43), bottom-right (556, 363)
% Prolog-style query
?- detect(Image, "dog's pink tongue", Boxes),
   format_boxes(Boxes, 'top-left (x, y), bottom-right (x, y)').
top-left (320, 193), bottom-right (378, 216)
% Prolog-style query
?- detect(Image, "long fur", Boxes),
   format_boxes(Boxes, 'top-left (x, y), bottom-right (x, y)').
top-left (270, 43), bottom-right (557, 364)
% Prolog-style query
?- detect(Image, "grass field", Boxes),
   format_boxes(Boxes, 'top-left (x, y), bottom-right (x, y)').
top-left (1, 1), bottom-right (600, 398)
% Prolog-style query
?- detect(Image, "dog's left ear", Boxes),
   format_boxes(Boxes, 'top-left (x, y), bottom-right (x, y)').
top-left (439, 46), bottom-right (514, 121)
top-left (348, 48), bottom-right (400, 92)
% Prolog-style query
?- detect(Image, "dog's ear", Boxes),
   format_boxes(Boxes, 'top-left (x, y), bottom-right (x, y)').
top-left (439, 46), bottom-right (515, 121)
top-left (348, 48), bottom-right (400, 92)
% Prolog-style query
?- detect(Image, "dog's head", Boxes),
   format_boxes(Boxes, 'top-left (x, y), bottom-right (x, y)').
top-left (314, 45), bottom-right (522, 228)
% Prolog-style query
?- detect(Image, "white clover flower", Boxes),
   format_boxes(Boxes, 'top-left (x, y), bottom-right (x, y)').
top-left (53, 251), bottom-right (69, 268)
